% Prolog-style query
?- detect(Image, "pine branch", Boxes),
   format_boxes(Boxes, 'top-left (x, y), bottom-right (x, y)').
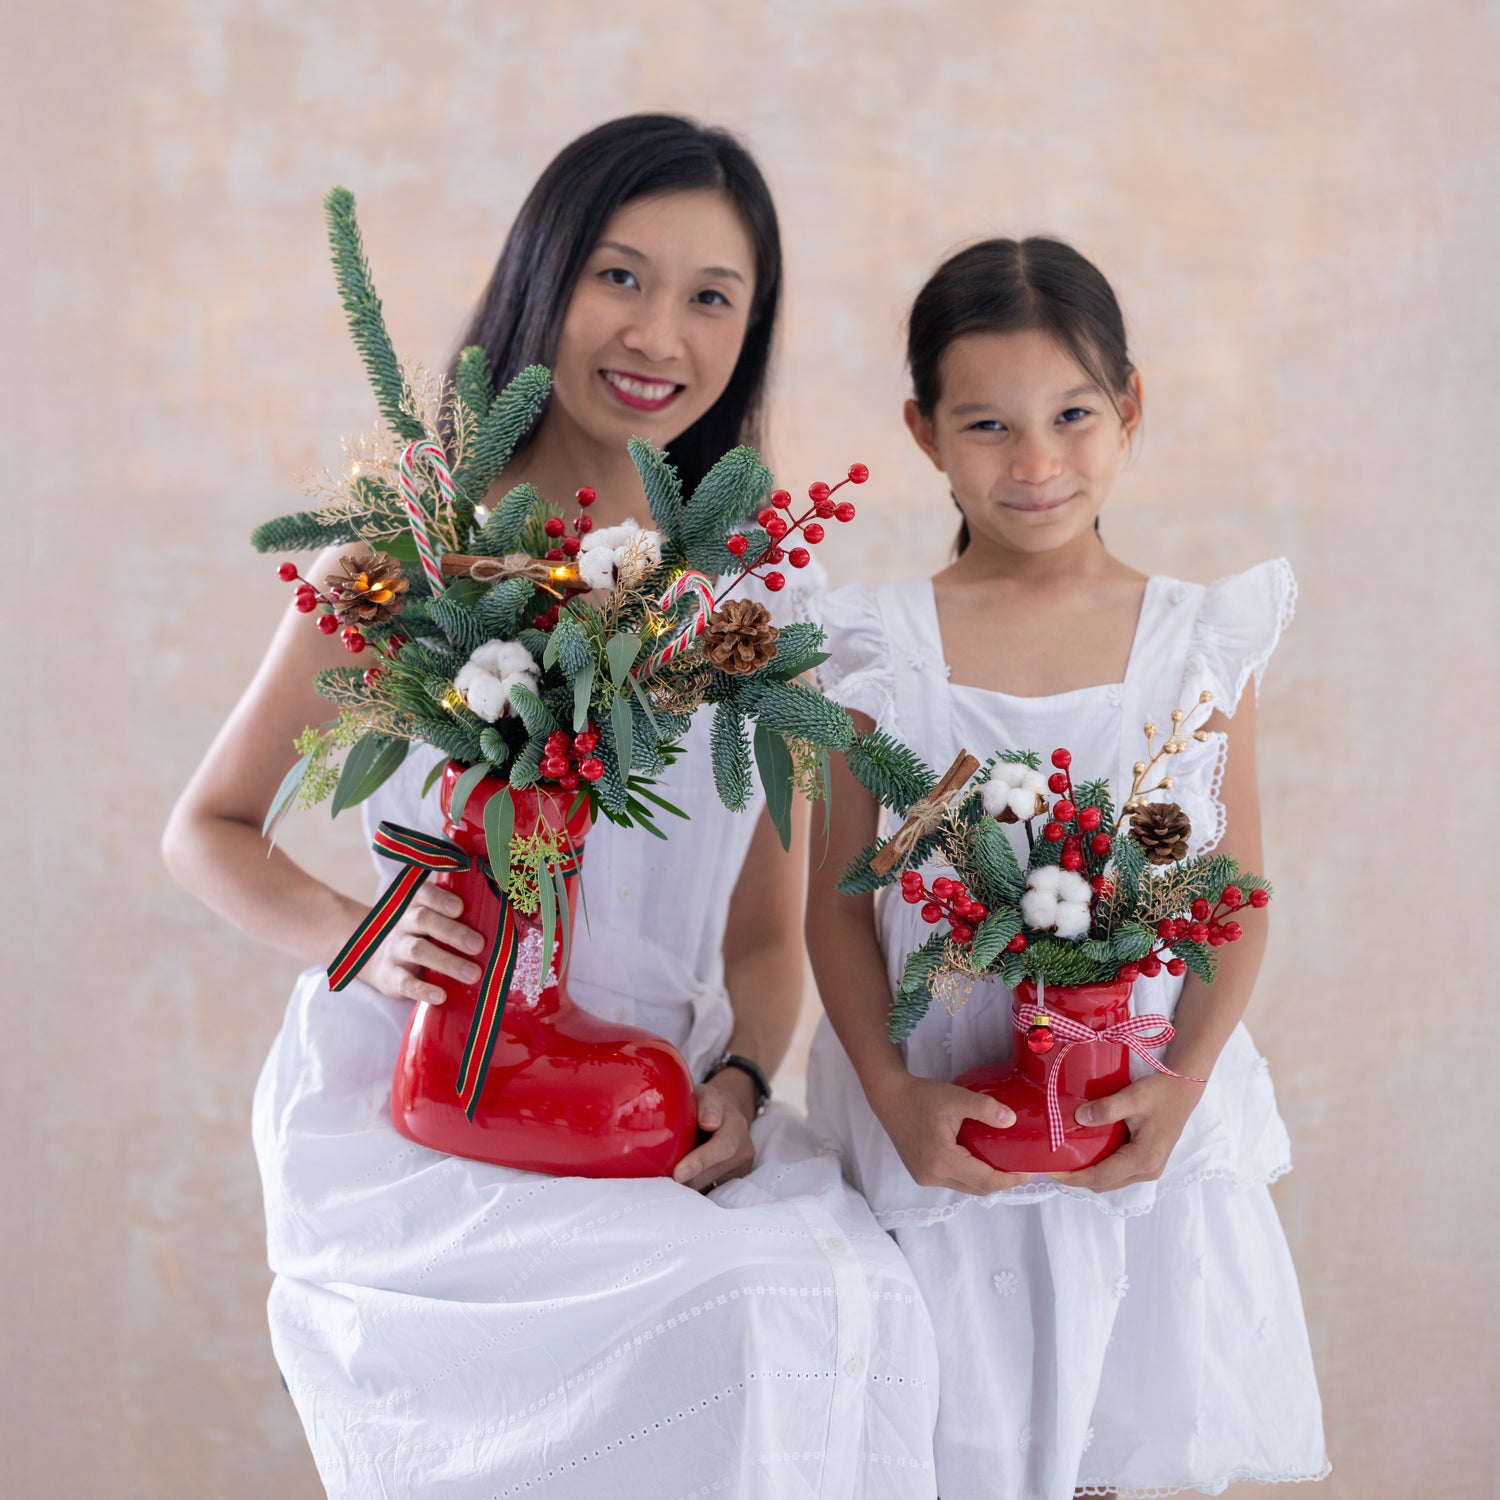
top-left (845, 730), bottom-right (936, 813)
top-left (251, 508), bottom-right (359, 553)
top-left (627, 437), bottom-right (686, 543)
top-left (458, 364), bottom-right (552, 505)
top-left (710, 701), bottom-right (753, 811)
top-left (749, 679), bottom-right (853, 751)
top-left (453, 345), bottom-right (495, 426)
top-left (889, 931), bottom-right (947, 1042)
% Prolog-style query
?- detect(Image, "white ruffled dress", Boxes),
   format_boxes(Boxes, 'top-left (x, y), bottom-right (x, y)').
top-left (251, 573), bottom-right (941, 1499)
top-left (808, 561), bottom-right (1328, 1500)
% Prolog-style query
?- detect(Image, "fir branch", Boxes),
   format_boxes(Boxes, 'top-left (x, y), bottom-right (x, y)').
top-left (627, 437), bottom-right (686, 543)
top-left (710, 701), bottom-right (753, 811)
top-left (749, 679), bottom-right (853, 751)
top-left (251, 508), bottom-right (359, 554)
top-left (458, 364), bottom-right (552, 504)
top-left (453, 345), bottom-right (495, 427)
top-left (845, 730), bottom-right (936, 814)
top-left (890, 931), bottom-right (948, 1042)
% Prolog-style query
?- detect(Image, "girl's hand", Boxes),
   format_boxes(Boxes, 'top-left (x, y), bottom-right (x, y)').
top-left (871, 1073), bottom-right (1033, 1196)
top-left (358, 884), bottom-right (487, 1006)
top-left (672, 1078), bottom-right (756, 1191)
top-left (1048, 1072), bottom-right (1207, 1193)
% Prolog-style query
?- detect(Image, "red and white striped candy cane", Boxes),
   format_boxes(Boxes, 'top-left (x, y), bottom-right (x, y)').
top-left (636, 569), bottom-right (718, 678)
top-left (399, 439), bottom-right (457, 593)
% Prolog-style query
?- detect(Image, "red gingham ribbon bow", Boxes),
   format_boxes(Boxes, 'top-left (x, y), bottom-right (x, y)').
top-left (1011, 1004), bottom-right (1203, 1152)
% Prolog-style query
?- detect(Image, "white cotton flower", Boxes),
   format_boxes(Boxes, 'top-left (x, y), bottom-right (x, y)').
top-left (578, 518), bottom-right (638, 554)
top-left (615, 527), bottom-right (663, 589)
top-left (577, 518), bottom-right (663, 594)
top-left (454, 662), bottom-right (507, 722)
top-left (1020, 864), bottom-right (1094, 940)
top-left (467, 640), bottom-right (538, 679)
top-left (454, 641), bottom-right (539, 722)
top-left (577, 548), bottom-right (618, 592)
top-left (980, 761), bottom-right (1049, 823)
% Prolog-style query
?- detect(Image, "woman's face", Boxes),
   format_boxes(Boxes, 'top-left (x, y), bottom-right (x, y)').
top-left (550, 189), bottom-right (757, 451)
top-left (905, 327), bottom-right (1141, 557)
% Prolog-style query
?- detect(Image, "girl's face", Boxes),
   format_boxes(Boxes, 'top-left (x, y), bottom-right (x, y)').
top-left (550, 189), bottom-right (757, 451)
top-left (905, 327), bottom-right (1142, 557)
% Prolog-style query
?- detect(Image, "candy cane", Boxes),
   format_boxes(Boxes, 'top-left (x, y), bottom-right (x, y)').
top-left (637, 570), bottom-right (718, 678)
top-left (399, 439), bottom-right (456, 593)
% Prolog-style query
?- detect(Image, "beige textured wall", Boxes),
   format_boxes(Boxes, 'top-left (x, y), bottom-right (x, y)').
top-left (8, 3), bottom-right (1495, 1496)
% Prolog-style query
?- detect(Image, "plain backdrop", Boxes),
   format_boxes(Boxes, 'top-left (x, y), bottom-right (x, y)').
top-left (7, 2), bottom-right (1496, 1496)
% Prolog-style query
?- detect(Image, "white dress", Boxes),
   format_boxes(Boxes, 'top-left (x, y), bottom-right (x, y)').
top-left (252, 573), bottom-right (941, 1499)
top-left (809, 562), bottom-right (1328, 1500)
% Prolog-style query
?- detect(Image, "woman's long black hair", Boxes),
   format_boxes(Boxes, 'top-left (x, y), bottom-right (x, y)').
top-left (452, 114), bottom-right (782, 496)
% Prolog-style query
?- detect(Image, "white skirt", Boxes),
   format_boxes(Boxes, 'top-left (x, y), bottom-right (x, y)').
top-left (253, 968), bottom-right (941, 1499)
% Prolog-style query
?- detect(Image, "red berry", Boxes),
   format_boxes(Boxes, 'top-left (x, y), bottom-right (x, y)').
top-left (362, 668), bottom-right (384, 686)
top-left (765, 515), bottom-right (789, 540)
top-left (1157, 919), bottom-right (1178, 941)
top-left (1209, 931), bottom-right (1227, 947)
top-left (1006, 933), bottom-right (1028, 953)
top-left (756, 507), bottom-right (777, 527)
top-left (1054, 799), bottom-right (1076, 822)
top-left (578, 757), bottom-right (604, 782)
top-left (575, 515), bottom-right (593, 534)
top-left (1191, 898), bottom-right (1212, 921)
top-left (802, 522), bottom-right (825, 544)
top-left (931, 877), bottom-right (955, 898)
top-left (900, 869), bottom-right (924, 888)
top-left (968, 902), bottom-right (987, 922)
top-left (814, 497), bottom-right (837, 519)
top-left (834, 500), bottom-right (856, 522)
top-left (544, 516), bottom-right (565, 538)
top-left (545, 547), bottom-right (565, 561)
top-left (847, 462), bottom-right (869, 484)
top-left (1140, 954), bottom-right (1163, 978)
top-left (316, 613), bottom-right (338, 635)
top-left (725, 533), bottom-right (749, 557)
top-left (764, 572), bottom-right (786, 592)
top-left (1223, 921), bottom-right (1243, 942)
top-left (1048, 772), bottom-right (1068, 794)
top-left (388, 636), bottom-right (406, 653)
top-left (542, 755), bottom-right (569, 779)
top-left (1166, 957), bottom-right (1187, 977)
top-left (343, 632), bottom-right (366, 653)
top-left (1172, 918), bottom-right (1191, 940)
top-left (951, 880), bottom-right (967, 895)
top-left (950, 923), bottom-right (974, 945)
top-left (920, 903), bottom-right (943, 924)
top-left (1091, 833), bottom-right (1112, 856)
top-left (545, 731), bottom-right (570, 754)
top-left (1221, 885), bottom-right (1243, 909)
top-left (562, 536), bottom-right (581, 556)
top-left (532, 613), bottom-right (552, 630)
top-left (1078, 806), bottom-right (1102, 831)
top-left (1117, 964), bottom-right (1141, 984)
top-left (328, 587), bottom-right (344, 600)
top-left (294, 591), bottom-right (317, 613)
top-left (1063, 835), bottom-right (1081, 854)
top-left (1249, 888), bottom-right (1270, 909)
top-left (574, 731), bottom-right (599, 753)
top-left (1189, 922), bottom-right (1210, 944)
top-left (1043, 822), bottom-right (1065, 842)
top-left (902, 885), bottom-right (925, 904)
top-left (788, 547), bottom-right (811, 569)
top-left (765, 546), bottom-right (786, 564)
top-left (575, 486), bottom-right (596, 506)
top-left (808, 481), bottom-right (832, 503)
top-left (559, 771), bottom-right (580, 790)
top-left (277, 561), bottom-right (299, 582)
top-left (770, 488), bottom-right (792, 509)
top-left (1051, 749), bottom-right (1072, 769)
top-left (1061, 848), bottom-right (1083, 871)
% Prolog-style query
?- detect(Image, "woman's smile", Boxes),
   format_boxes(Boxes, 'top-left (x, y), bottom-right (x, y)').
top-left (599, 367), bottom-right (686, 411)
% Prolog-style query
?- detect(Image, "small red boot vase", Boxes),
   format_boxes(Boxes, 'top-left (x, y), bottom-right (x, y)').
top-left (390, 762), bottom-right (699, 1177)
top-left (954, 979), bottom-right (1135, 1174)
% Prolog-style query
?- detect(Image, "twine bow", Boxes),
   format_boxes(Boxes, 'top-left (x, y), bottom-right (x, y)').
top-left (440, 551), bottom-right (572, 587)
top-left (328, 820), bottom-right (579, 1119)
top-left (1012, 981), bottom-right (1203, 1152)
top-left (871, 750), bottom-right (980, 876)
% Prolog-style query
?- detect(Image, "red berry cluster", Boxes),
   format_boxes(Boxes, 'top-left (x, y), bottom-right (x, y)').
top-left (534, 486), bottom-right (600, 631)
top-left (1039, 747), bottom-right (1114, 876)
top-left (540, 725), bottom-right (604, 788)
top-left (897, 869), bottom-right (1007, 950)
top-left (277, 560), bottom-right (376, 654)
top-left (725, 462), bottom-right (867, 594)
top-left (1116, 885), bottom-right (1268, 984)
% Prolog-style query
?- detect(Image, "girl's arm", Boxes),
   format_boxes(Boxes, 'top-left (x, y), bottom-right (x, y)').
top-left (1052, 698), bottom-right (1267, 1191)
top-left (673, 800), bottom-right (810, 1189)
top-left (806, 710), bottom-right (1027, 1197)
top-left (161, 544), bottom-right (485, 1001)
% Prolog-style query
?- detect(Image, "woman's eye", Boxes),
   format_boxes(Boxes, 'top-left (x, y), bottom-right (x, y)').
top-left (1057, 407), bottom-right (1091, 423)
top-left (694, 288), bottom-right (731, 307)
top-left (600, 267), bottom-right (638, 289)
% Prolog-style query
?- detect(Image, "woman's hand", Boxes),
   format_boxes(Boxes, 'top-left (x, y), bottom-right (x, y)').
top-left (1047, 1072), bottom-right (1206, 1193)
top-left (870, 1072), bottom-right (1032, 1196)
top-left (672, 1074), bottom-right (758, 1192)
top-left (359, 884), bottom-right (488, 1006)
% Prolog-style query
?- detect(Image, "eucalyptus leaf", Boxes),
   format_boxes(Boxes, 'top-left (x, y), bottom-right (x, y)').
top-left (262, 752), bottom-right (312, 838)
top-left (331, 733), bottom-right (409, 818)
top-left (540, 866), bottom-right (557, 982)
top-left (625, 779), bottom-right (690, 820)
top-left (605, 632), bottom-right (641, 687)
top-left (611, 693), bottom-right (634, 775)
top-left (553, 863), bottom-right (572, 975)
top-left (448, 760), bottom-right (491, 826)
top-left (628, 674), bottom-right (662, 735)
top-left (420, 756), bottom-right (449, 800)
top-left (753, 722), bottom-right (794, 851)
top-left (483, 787), bottom-right (515, 880)
top-left (573, 658), bottom-right (595, 732)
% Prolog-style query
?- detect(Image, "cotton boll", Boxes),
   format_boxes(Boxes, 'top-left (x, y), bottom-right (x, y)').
top-left (979, 781), bottom-right (1011, 818)
top-left (489, 641), bottom-right (538, 679)
top-left (580, 521), bottom-right (635, 554)
top-left (1028, 865), bottom-right (1062, 896)
top-left (1007, 786), bottom-right (1046, 820)
top-left (1056, 869), bottom-right (1093, 905)
top-left (1020, 888), bottom-right (1058, 929)
top-left (578, 549), bottom-right (617, 592)
top-left (1053, 902), bottom-right (1092, 940)
top-left (455, 665), bottom-right (507, 723)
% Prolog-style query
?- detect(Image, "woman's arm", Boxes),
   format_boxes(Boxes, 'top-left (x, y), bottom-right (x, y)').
top-left (1052, 697), bottom-right (1268, 1190)
top-left (806, 710), bottom-right (1024, 1196)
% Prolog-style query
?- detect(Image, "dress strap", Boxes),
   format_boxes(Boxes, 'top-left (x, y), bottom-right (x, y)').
top-left (879, 578), bottom-right (960, 777)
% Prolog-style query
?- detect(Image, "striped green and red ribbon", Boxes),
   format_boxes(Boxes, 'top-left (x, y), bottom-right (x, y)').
top-left (328, 819), bottom-right (580, 1120)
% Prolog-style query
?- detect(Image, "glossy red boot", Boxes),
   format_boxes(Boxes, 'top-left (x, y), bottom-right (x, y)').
top-left (390, 763), bottom-right (699, 1177)
top-left (954, 979), bottom-right (1134, 1174)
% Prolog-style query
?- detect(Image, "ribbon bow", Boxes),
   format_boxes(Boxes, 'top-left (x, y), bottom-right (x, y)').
top-left (328, 820), bottom-right (577, 1119)
top-left (1011, 995), bottom-right (1203, 1152)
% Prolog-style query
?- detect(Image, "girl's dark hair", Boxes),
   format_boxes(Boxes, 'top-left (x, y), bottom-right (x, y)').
top-left (452, 114), bottom-right (781, 496)
top-left (906, 237), bottom-right (1134, 553)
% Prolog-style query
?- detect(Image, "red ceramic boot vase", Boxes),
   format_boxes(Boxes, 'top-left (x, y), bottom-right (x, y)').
top-left (390, 763), bottom-right (699, 1177)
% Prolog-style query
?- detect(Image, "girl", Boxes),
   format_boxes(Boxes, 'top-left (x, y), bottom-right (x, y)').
top-left (164, 116), bottom-right (938, 1498)
top-left (807, 238), bottom-right (1328, 1498)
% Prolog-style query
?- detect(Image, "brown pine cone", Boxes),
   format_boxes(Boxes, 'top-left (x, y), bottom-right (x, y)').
top-left (327, 550), bottom-right (410, 624)
top-left (1129, 801), bottom-right (1193, 865)
top-left (700, 599), bottom-right (780, 675)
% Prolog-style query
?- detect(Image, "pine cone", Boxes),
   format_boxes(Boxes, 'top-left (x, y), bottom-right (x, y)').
top-left (700, 599), bottom-right (780, 675)
top-left (327, 550), bottom-right (410, 625)
top-left (1129, 801), bottom-right (1192, 865)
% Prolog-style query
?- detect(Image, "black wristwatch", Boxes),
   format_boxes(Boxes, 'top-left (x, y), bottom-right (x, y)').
top-left (704, 1051), bottom-right (771, 1117)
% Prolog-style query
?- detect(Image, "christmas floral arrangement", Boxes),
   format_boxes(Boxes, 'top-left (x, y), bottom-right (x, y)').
top-left (837, 696), bottom-right (1273, 1042)
top-left (256, 188), bottom-right (865, 868)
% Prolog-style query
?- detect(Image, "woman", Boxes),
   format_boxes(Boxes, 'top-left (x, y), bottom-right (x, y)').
top-left (164, 116), bottom-right (939, 1498)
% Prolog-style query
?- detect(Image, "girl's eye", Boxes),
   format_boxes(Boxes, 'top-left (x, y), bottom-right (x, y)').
top-left (600, 267), bottom-right (639, 289)
top-left (694, 288), bottom-right (732, 307)
top-left (964, 419), bottom-right (1006, 433)
top-left (1057, 407), bottom-right (1091, 423)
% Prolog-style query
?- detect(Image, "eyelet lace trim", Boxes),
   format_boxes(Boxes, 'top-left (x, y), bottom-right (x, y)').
top-left (1072, 1459), bottom-right (1331, 1496)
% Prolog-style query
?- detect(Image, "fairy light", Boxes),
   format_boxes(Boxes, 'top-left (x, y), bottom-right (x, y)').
top-left (441, 689), bottom-right (464, 712)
